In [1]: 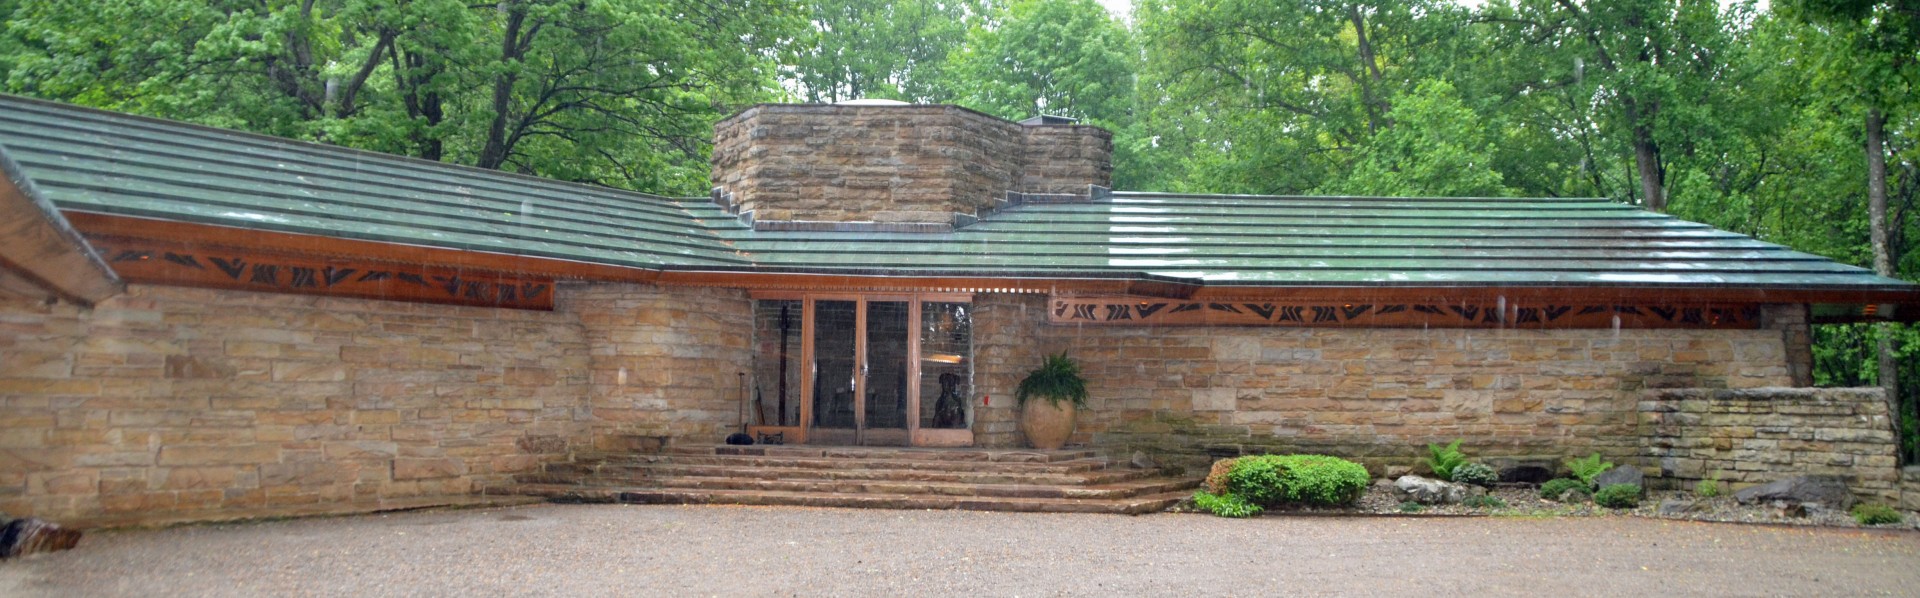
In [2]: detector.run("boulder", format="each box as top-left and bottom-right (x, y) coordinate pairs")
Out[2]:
(1592, 465), (1644, 491)
(1393, 475), (1484, 505)
(0, 518), (83, 559)
(1497, 465), (1554, 485)
(1384, 465), (1413, 479)
(1129, 451), (1156, 470)
(1771, 500), (1808, 519)
(1658, 499), (1707, 517)
(1732, 475), (1855, 510)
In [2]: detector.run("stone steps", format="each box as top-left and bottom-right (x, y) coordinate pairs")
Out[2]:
(542, 461), (1147, 485)
(577, 453), (1113, 474)
(511, 484), (1195, 515)
(500, 444), (1198, 515)
(522, 472), (1197, 500)
(664, 445), (1101, 463)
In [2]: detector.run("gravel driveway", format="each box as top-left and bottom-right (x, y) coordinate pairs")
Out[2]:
(2, 504), (1916, 597)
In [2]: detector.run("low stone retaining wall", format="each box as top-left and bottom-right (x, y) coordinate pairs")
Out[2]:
(1904, 467), (1920, 511)
(1639, 387), (1900, 502)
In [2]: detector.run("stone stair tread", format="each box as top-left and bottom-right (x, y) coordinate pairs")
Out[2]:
(520, 474), (1200, 499)
(540, 462), (1150, 485)
(510, 483), (1193, 515)
(577, 454), (1113, 474)
(661, 445), (1100, 463)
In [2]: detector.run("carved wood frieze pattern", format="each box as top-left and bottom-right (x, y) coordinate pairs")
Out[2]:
(89, 238), (555, 310)
(1048, 296), (1762, 329)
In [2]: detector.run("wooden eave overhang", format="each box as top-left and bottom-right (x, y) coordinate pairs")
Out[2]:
(0, 153), (120, 305)
(66, 211), (1920, 321)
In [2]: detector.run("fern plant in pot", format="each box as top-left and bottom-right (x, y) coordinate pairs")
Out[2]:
(1016, 352), (1088, 450)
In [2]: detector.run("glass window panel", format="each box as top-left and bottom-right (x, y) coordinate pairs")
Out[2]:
(813, 300), (858, 428)
(865, 302), (911, 430)
(919, 302), (972, 429)
(751, 300), (803, 427)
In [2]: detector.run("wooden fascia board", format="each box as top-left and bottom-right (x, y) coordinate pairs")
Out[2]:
(61, 211), (664, 284)
(0, 155), (121, 305)
(63, 211), (1920, 314)
(1182, 284), (1920, 307)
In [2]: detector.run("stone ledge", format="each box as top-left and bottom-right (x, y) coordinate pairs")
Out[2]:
(64, 495), (545, 530)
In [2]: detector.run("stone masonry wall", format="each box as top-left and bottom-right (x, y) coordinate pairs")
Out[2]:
(1639, 387), (1899, 502)
(1019, 126), (1114, 195)
(969, 294), (1800, 473)
(970, 294), (1051, 447)
(0, 285), (590, 524)
(711, 104), (1112, 225)
(563, 283), (753, 451)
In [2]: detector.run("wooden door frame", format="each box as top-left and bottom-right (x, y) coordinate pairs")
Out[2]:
(750, 291), (972, 447)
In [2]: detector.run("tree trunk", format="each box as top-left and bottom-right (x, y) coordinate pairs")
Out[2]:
(1632, 123), (1665, 212)
(1866, 108), (1900, 444)
(478, 6), (528, 171)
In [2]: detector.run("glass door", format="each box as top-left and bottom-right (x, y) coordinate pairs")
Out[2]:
(862, 301), (911, 446)
(750, 293), (972, 447)
(809, 300), (860, 445)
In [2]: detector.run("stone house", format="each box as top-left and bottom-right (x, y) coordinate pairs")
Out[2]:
(2, 95), (1918, 524)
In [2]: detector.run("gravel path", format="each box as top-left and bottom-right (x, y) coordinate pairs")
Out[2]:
(3, 504), (1917, 597)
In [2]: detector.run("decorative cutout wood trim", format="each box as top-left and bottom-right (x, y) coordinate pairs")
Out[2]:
(88, 236), (556, 310)
(1047, 295), (1762, 329)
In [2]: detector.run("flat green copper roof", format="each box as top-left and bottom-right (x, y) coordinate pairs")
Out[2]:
(1, 94), (1912, 295)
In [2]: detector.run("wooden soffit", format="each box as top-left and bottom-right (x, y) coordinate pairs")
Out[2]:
(60, 211), (1920, 318)
(0, 160), (121, 305)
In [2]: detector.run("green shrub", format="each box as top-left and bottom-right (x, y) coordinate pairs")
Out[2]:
(1594, 484), (1642, 509)
(1851, 503), (1903, 526)
(1565, 453), (1614, 487)
(1423, 439), (1468, 481)
(1451, 462), (1496, 487)
(1462, 494), (1508, 509)
(1193, 490), (1262, 518)
(1540, 478), (1590, 502)
(1694, 477), (1722, 498)
(1398, 501), (1426, 513)
(1222, 454), (1372, 507)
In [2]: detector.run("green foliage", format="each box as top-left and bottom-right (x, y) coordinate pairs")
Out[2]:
(1462, 494), (1508, 510)
(1192, 490), (1262, 518)
(1014, 351), (1088, 409)
(1564, 454), (1615, 487)
(1, 0), (803, 196)
(1197, 454), (1371, 517)
(783, 0), (981, 104)
(1450, 462), (1497, 488)
(1851, 503), (1903, 526)
(1398, 501), (1426, 513)
(1225, 455), (1372, 507)
(1695, 476), (1724, 499)
(1594, 484), (1643, 509)
(945, 0), (1135, 126)
(1422, 439), (1469, 482)
(1319, 80), (1514, 197)
(1540, 478), (1590, 502)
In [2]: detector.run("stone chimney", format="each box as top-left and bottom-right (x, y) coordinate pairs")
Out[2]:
(710, 103), (1112, 230)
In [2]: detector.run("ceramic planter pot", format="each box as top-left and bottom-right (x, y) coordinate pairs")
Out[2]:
(1020, 398), (1077, 450)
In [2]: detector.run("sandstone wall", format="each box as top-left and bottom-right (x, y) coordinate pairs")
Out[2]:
(1640, 387), (1899, 501)
(563, 284), (754, 451)
(711, 104), (1112, 225)
(0, 285), (590, 524)
(969, 294), (1800, 472)
(1019, 125), (1113, 195)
